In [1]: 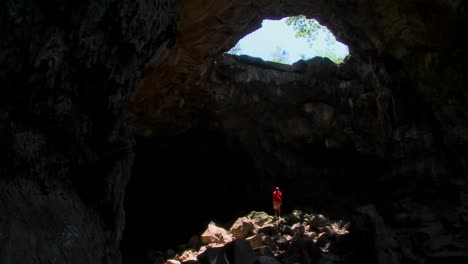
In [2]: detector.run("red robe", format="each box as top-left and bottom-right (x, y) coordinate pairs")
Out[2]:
(273, 190), (283, 211)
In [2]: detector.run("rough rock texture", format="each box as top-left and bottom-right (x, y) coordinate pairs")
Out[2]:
(0, 0), (176, 263)
(128, 0), (468, 263)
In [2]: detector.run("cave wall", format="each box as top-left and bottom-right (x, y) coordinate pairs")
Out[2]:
(204, 54), (468, 261)
(0, 1), (176, 263)
(204, 55), (398, 207)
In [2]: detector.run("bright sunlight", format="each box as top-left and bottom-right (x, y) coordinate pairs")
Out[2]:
(227, 16), (349, 65)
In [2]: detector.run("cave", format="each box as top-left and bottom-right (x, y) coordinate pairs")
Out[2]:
(1, 1), (468, 264)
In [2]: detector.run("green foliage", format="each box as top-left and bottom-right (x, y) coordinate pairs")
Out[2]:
(285, 15), (346, 64)
(285, 15), (322, 43)
(323, 51), (344, 64)
(226, 16), (348, 65)
(270, 46), (289, 64)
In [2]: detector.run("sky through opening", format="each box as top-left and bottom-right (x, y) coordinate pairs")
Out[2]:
(227, 17), (349, 65)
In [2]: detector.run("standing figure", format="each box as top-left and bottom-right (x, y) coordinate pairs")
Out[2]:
(272, 187), (283, 218)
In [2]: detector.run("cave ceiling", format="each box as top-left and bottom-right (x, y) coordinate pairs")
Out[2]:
(129, 0), (467, 157)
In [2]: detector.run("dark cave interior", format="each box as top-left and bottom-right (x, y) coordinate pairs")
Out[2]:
(122, 129), (262, 260)
(121, 125), (391, 262)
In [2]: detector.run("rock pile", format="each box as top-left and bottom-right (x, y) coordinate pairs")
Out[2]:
(164, 210), (350, 264)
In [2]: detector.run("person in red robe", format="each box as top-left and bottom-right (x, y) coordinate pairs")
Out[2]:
(272, 187), (283, 218)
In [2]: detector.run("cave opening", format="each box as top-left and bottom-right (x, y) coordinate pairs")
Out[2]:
(227, 16), (349, 64)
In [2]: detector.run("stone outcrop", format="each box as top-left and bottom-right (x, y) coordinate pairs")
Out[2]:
(168, 210), (349, 264)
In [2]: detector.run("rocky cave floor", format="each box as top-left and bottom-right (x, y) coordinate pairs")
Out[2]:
(134, 209), (351, 264)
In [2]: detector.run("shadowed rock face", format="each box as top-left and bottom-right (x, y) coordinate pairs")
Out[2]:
(1, 0), (467, 264)
(0, 0), (176, 263)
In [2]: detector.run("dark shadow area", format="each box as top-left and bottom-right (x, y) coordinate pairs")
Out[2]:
(121, 128), (263, 263)
(121, 128), (390, 263)
(279, 142), (387, 219)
